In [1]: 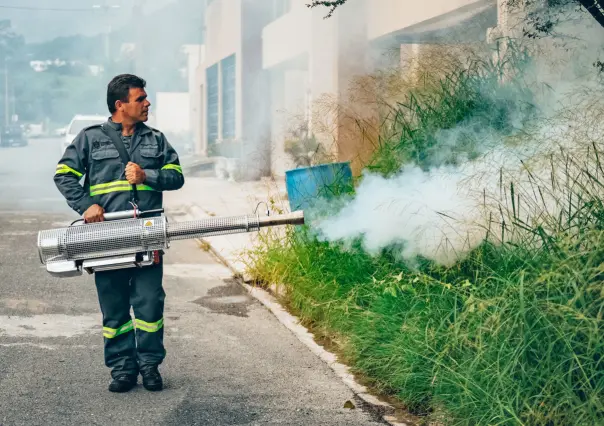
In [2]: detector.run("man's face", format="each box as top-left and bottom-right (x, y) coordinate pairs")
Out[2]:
(119, 87), (151, 123)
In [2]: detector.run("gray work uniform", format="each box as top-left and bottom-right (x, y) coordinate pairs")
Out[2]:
(54, 119), (185, 378)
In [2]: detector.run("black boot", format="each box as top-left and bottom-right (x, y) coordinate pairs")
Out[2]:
(141, 366), (163, 391)
(108, 374), (137, 393)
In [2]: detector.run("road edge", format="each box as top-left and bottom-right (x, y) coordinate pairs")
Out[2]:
(173, 204), (409, 426)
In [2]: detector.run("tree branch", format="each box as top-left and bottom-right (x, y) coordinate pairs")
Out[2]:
(309, 0), (604, 29)
(306, 0), (349, 18)
(577, 0), (604, 28)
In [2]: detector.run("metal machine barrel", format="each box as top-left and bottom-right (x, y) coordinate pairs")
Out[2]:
(37, 211), (304, 267)
(166, 211), (304, 241)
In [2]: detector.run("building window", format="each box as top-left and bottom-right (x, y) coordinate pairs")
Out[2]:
(272, 0), (291, 21)
(206, 63), (219, 145)
(220, 54), (236, 140)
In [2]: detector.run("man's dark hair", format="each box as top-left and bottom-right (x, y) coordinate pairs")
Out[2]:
(106, 74), (147, 114)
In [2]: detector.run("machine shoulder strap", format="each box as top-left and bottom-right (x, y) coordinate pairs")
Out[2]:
(100, 123), (138, 204)
(100, 123), (130, 163)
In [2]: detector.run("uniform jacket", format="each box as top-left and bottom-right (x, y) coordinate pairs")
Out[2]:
(54, 119), (184, 215)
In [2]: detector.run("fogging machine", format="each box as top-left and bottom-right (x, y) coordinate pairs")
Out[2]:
(37, 207), (304, 278)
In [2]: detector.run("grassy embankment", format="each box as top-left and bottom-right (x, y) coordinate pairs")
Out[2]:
(244, 43), (603, 425)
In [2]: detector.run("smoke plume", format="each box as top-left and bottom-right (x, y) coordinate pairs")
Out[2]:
(311, 6), (604, 265)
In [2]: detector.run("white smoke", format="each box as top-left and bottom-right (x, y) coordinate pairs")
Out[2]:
(311, 16), (604, 265)
(312, 137), (544, 265)
(314, 89), (604, 264)
(316, 164), (480, 264)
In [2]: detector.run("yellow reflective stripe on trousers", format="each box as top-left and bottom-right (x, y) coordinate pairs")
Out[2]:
(134, 317), (164, 333)
(55, 164), (83, 178)
(103, 319), (134, 339)
(90, 180), (155, 196)
(161, 164), (182, 174)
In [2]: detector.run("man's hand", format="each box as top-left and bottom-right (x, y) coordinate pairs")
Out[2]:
(125, 162), (146, 185)
(84, 204), (105, 223)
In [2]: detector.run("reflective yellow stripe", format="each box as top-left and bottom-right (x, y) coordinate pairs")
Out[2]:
(103, 320), (134, 339)
(161, 164), (182, 174)
(90, 180), (154, 190)
(90, 180), (155, 196)
(55, 164), (83, 178)
(134, 317), (164, 333)
(91, 185), (154, 196)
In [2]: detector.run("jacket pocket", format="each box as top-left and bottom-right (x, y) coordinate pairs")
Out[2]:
(139, 141), (162, 168)
(90, 141), (123, 187)
(91, 141), (120, 161)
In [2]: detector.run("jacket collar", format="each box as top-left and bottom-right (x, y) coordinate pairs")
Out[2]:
(107, 117), (151, 135)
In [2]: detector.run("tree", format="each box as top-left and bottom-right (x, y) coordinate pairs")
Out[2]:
(0, 20), (26, 125)
(577, 0), (604, 27)
(0, 19), (25, 60)
(27, 34), (105, 63)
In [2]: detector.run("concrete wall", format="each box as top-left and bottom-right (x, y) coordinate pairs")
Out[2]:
(366, 0), (488, 40)
(335, 0), (374, 176)
(182, 44), (205, 154)
(241, 0), (274, 178)
(193, 63), (206, 155)
(204, 0), (242, 66)
(204, 0), (243, 141)
(156, 92), (190, 134)
(269, 68), (309, 176)
(307, 5), (339, 164)
(196, 0), (499, 177)
(262, 3), (312, 69)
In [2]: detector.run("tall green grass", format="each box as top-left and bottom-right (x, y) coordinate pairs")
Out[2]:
(248, 163), (604, 424)
(369, 41), (537, 177)
(245, 42), (604, 425)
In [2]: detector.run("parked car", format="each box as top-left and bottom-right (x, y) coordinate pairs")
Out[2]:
(54, 127), (67, 136)
(62, 114), (106, 152)
(0, 124), (28, 147)
(24, 123), (45, 139)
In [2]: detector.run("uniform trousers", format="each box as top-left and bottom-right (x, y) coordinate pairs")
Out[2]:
(94, 257), (165, 378)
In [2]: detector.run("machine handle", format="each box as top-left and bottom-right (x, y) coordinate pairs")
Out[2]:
(102, 209), (140, 221)
(71, 208), (166, 226)
(103, 208), (165, 221)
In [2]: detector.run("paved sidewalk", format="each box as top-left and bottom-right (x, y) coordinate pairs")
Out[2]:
(164, 176), (416, 426)
(164, 176), (290, 278)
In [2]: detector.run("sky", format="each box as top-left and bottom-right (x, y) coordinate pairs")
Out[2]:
(0, 0), (175, 42)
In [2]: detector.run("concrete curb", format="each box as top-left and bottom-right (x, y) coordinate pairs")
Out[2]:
(174, 203), (410, 426)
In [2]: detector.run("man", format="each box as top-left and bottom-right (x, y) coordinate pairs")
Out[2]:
(54, 74), (185, 393)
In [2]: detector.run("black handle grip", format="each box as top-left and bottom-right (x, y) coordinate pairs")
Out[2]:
(130, 184), (138, 205)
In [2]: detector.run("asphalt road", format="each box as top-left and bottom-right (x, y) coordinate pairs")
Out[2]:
(0, 139), (385, 425)
(0, 138), (70, 213)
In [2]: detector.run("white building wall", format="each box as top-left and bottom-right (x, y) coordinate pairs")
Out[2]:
(262, 5), (311, 69)
(269, 70), (286, 175)
(367, 0), (490, 40)
(204, 0), (241, 66)
(194, 62), (206, 155)
(196, 0), (499, 176)
(155, 92), (191, 134)
(269, 69), (309, 176)
(182, 44), (205, 153)
(205, 0), (243, 142)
